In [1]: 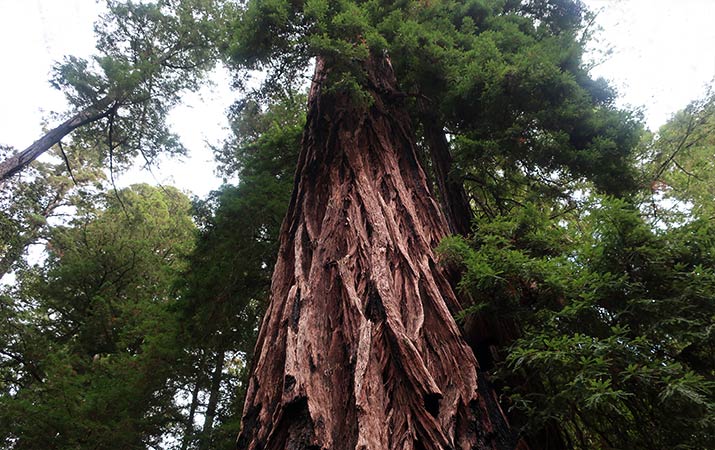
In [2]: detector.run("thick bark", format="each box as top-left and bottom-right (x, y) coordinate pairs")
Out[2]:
(421, 117), (472, 237)
(237, 54), (524, 450)
(0, 97), (113, 184)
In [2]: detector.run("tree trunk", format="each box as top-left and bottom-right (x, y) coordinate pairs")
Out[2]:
(181, 371), (203, 450)
(0, 97), (113, 184)
(237, 54), (524, 450)
(201, 348), (225, 446)
(421, 116), (472, 237)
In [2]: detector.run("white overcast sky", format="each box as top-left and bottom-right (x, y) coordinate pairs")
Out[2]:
(1, 0), (714, 197)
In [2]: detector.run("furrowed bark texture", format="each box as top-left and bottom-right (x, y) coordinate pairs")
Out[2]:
(237, 54), (522, 450)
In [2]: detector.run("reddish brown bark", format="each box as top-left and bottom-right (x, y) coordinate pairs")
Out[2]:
(237, 54), (523, 450)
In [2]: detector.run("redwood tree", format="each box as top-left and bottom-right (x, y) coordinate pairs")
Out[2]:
(235, 49), (525, 448)
(224, 0), (644, 447)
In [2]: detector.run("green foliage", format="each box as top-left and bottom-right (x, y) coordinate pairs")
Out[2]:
(4, 1), (705, 448)
(439, 198), (715, 449)
(425, 2), (642, 200)
(174, 92), (303, 449)
(1, 59), (303, 450)
(216, 92), (306, 181)
(641, 89), (715, 223)
(0, 184), (196, 449)
(0, 145), (105, 280)
(226, 0), (643, 207)
(49, 0), (225, 171)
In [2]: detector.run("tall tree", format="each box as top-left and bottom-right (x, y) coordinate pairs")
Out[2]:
(226, 0), (644, 448)
(238, 50), (521, 450)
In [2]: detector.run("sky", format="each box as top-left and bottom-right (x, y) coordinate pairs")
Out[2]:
(585, 0), (715, 127)
(0, 0), (714, 197)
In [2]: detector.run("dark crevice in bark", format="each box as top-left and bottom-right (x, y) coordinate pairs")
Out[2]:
(236, 403), (262, 450)
(290, 288), (302, 332)
(424, 392), (442, 419)
(364, 280), (386, 323)
(284, 374), (297, 392)
(270, 397), (316, 450)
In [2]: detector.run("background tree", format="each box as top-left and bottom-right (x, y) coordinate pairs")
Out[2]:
(0, 184), (196, 449)
(0, 143), (104, 281)
(438, 196), (715, 449)
(0, 0), (224, 183)
(642, 89), (715, 223)
(175, 91), (303, 450)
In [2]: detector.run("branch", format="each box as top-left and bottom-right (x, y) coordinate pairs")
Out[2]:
(672, 159), (702, 181)
(0, 349), (45, 384)
(57, 140), (78, 186)
(0, 96), (114, 184)
(653, 113), (705, 181)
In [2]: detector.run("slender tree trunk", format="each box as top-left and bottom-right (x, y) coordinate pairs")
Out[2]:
(181, 373), (203, 450)
(421, 116), (472, 237)
(0, 97), (113, 184)
(201, 348), (225, 446)
(418, 116), (567, 448)
(237, 54), (525, 450)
